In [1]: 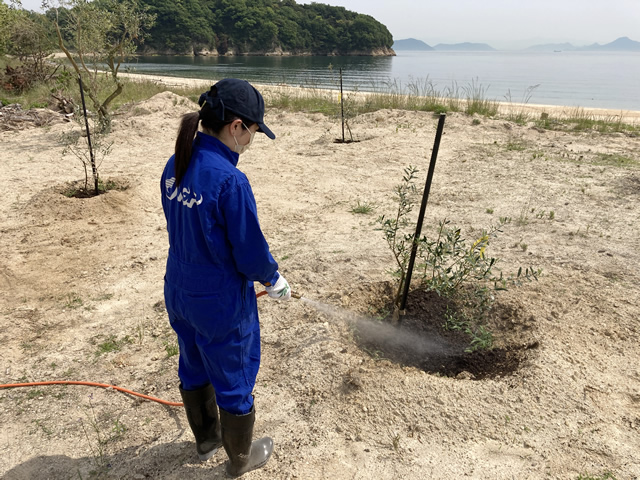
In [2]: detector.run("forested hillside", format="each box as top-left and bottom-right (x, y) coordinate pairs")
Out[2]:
(140, 0), (395, 55)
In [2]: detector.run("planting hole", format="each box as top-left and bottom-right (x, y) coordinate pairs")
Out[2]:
(348, 283), (539, 380)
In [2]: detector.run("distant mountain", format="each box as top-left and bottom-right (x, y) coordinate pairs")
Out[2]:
(525, 37), (640, 52)
(434, 42), (495, 51)
(392, 38), (434, 51)
(580, 37), (640, 51)
(525, 42), (577, 52)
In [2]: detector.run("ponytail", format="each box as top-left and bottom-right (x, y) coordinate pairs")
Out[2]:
(174, 112), (200, 186)
(173, 107), (252, 186)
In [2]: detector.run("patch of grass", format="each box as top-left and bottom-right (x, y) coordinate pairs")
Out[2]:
(267, 88), (335, 114)
(92, 293), (114, 301)
(164, 340), (179, 358)
(350, 200), (375, 214)
(463, 78), (499, 117)
(29, 101), (49, 109)
(443, 308), (494, 353)
(79, 396), (128, 473)
(505, 140), (527, 151)
(534, 108), (640, 134)
(111, 418), (127, 439)
(98, 178), (130, 192)
(63, 293), (83, 309)
(576, 472), (617, 480)
(361, 345), (385, 361)
(391, 431), (401, 452)
(503, 84), (539, 124)
(95, 335), (132, 356)
(593, 153), (636, 167)
(26, 389), (46, 400)
(516, 206), (534, 226)
(485, 208), (494, 214)
(32, 418), (54, 437)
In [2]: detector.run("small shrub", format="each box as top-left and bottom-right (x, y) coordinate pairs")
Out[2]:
(378, 166), (541, 351)
(376, 165), (420, 305)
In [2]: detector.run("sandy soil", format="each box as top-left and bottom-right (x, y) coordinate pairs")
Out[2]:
(1, 89), (639, 480)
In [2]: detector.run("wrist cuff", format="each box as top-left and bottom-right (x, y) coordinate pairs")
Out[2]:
(262, 270), (280, 287)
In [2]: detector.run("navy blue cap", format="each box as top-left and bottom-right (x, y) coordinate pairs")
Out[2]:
(198, 78), (275, 139)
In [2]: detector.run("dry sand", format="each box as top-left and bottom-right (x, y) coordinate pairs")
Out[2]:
(1, 84), (639, 480)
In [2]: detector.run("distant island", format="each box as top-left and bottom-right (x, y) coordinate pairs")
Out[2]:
(393, 36), (640, 52)
(527, 37), (640, 52)
(138, 0), (395, 56)
(392, 38), (434, 51)
(392, 39), (493, 51)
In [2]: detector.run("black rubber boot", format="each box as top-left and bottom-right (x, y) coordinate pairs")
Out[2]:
(179, 383), (222, 461)
(219, 406), (273, 477)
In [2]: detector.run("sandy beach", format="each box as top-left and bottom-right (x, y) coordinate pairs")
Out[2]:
(1, 78), (639, 479)
(119, 71), (640, 123)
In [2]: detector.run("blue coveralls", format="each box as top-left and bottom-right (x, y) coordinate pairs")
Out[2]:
(161, 132), (279, 415)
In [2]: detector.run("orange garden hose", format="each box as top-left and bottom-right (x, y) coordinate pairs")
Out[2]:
(0, 380), (184, 406)
(0, 290), (285, 407)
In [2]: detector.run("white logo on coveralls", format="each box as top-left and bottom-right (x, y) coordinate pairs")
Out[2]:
(165, 177), (203, 208)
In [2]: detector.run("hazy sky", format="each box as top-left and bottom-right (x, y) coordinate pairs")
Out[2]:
(14, 0), (640, 49)
(299, 0), (640, 49)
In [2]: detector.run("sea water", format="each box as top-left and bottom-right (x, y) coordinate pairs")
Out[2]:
(123, 50), (640, 111)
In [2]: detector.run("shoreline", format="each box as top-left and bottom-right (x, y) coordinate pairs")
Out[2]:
(119, 72), (640, 123)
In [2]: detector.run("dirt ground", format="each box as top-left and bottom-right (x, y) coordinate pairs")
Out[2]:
(1, 90), (639, 480)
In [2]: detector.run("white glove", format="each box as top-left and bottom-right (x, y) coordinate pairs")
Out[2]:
(265, 273), (291, 300)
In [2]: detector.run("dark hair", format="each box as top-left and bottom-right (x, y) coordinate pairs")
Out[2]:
(173, 108), (253, 186)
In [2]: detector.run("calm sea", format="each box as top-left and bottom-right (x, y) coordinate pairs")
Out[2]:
(123, 51), (640, 111)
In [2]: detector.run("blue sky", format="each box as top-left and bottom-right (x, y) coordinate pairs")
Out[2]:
(14, 0), (640, 50)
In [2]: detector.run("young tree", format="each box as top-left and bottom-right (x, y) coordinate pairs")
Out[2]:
(45, 0), (155, 131)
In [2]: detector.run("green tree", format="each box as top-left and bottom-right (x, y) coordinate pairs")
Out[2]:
(45, 0), (155, 131)
(0, 3), (10, 55)
(137, 0), (393, 55)
(144, 0), (214, 53)
(0, 1), (21, 55)
(7, 11), (57, 81)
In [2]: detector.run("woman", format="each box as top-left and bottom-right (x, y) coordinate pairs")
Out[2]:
(161, 78), (291, 477)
